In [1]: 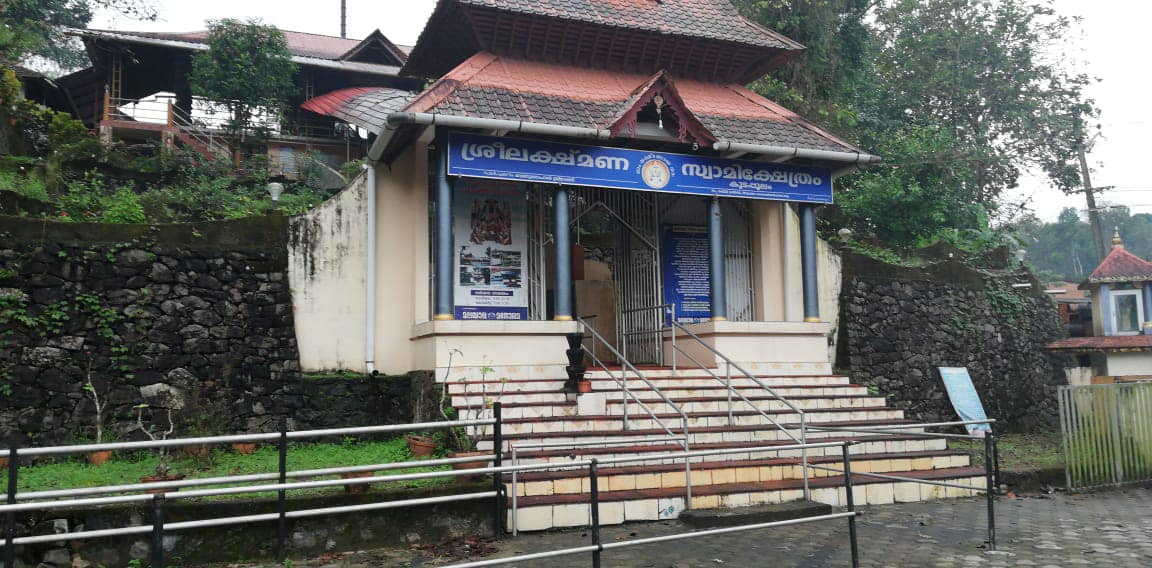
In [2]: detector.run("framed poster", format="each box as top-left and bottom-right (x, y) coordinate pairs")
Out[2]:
(453, 180), (528, 320)
(661, 225), (711, 323)
(938, 367), (993, 436)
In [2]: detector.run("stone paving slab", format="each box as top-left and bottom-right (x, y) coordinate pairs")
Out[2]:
(225, 486), (1152, 567)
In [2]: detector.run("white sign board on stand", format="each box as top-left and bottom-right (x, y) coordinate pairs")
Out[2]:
(938, 366), (993, 436)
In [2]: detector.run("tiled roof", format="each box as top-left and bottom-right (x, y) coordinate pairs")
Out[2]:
(1086, 243), (1152, 284)
(78, 29), (410, 62)
(455, 0), (801, 50)
(405, 53), (860, 154)
(1047, 336), (1152, 352)
(301, 87), (415, 132)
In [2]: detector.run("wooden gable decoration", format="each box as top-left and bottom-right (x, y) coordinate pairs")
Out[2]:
(608, 71), (716, 146)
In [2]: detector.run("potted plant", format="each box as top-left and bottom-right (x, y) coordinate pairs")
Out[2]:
(339, 470), (375, 494)
(134, 403), (184, 490)
(438, 352), (507, 480)
(231, 442), (258, 455)
(406, 434), (438, 457)
(181, 380), (228, 462)
(565, 333), (591, 394)
(81, 353), (113, 466)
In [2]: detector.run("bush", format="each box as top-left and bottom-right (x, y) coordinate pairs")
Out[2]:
(102, 189), (146, 224)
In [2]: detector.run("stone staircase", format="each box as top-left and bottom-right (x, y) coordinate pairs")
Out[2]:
(447, 367), (985, 532)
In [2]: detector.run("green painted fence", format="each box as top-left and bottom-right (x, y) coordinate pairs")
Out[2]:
(1059, 382), (1152, 489)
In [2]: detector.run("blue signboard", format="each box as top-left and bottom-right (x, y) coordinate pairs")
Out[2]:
(661, 225), (712, 323)
(447, 132), (833, 204)
(938, 367), (993, 436)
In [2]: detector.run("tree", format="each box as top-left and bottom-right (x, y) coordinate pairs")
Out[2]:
(189, 18), (297, 148)
(733, 0), (1097, 251)
(0, 0), (156, 71)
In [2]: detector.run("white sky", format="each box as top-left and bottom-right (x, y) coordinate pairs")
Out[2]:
(90, 0), (1150, 222)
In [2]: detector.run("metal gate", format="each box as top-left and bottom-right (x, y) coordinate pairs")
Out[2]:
(722, 199), (755, 322)
(526, 185), (549, 321)
(572, 187), (664, 363)
(1059, 382), (1152, 489)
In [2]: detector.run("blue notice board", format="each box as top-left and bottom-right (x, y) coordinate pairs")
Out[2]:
(661, 225), (712, 323)
(938, 367), (993, 436)
(447, 132), (833, 204)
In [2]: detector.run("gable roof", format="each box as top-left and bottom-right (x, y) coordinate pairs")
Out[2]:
(1085, 237), (1152, 285)
(400, 53), (861, 154)
(453, 0), (800, 50)
(402, 0), (803, 82)
(339, 29), (408, 65)
(68, 28), (409, 76)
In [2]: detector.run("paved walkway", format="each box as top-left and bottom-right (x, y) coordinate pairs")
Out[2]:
(237, 486), (1152, 567)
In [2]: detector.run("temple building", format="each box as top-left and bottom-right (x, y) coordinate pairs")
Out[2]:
(289, 0), (985, 530)
(1048, 230), (1152, 383)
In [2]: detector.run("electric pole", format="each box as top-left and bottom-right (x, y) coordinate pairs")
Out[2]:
(341, 0), (347, 38)
(1075, 117), (1107, 261)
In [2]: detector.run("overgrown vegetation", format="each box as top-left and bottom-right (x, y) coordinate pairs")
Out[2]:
(733, 0), (1097, 254)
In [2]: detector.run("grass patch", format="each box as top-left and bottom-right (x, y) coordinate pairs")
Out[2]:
(301, 370), (370, 381)
(955, 430), (1064, 470)
(1, 437), (453, 500)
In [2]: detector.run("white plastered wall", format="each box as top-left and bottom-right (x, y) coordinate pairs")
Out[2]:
(750, 201), (841, 323)
(287, 173), (369, 372)
(1105, 352), (1152, 376)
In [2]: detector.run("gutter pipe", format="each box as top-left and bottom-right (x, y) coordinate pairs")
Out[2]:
(368, 113), (611, 162)
(712, 140), (883, 167)
(363, 164), (377, 375)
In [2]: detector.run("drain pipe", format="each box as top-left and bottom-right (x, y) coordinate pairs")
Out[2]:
(363, 163), (378, 375)
(368, 113), (612, 162)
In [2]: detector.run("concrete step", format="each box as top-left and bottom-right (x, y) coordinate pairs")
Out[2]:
(506, 451), (972, 498)
(449, 385), (871, 406)
(485, 408), (904, 436)
(508, 467), (988, 531)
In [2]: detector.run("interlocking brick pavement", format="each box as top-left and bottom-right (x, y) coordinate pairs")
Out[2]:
(231, 486), (1152, 567)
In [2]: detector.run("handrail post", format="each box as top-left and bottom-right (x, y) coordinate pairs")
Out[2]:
(670, 305), (677, 373)
(511, 445), (519, 536)
(589, 459), (602, 568)
(492, 402), (504, 537)
(992, 434), (1001, 493)
(841, 443), (860, 568)
(277, 418), (288, 563)
(801, 414), (810, 501)
(152, 494), (166, 568)
(682, 436), (692, 508)
(984, 433), (996, 551)
(726, 365), (734, 426)
(621, 366), (629, 431)
(5, 441), (18, 568)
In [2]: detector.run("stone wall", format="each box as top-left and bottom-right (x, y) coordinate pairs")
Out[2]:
(837, 247), (1072, 431)
(0, 216), (304, 444)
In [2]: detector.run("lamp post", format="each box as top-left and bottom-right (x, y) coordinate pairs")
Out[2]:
(267, 182), (284, 211)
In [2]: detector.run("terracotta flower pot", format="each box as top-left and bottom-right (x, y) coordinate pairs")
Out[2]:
(340, 471), (374, 494)
(0, 457), (9, 470)
(182, 444), (212, 460)
(576, 379), (593, 394)
(407, 435), (438, 457)
(449, 452), (489, 482)
(86, 450), (113, 466)
(231, 442), (258, 455)
(140, 474), (186, 494)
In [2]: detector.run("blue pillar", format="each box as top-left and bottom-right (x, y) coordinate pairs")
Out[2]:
(709, 197), (727, 321)
(800, 204), (820, 322)
(1143, 285), (1152, 332)
(554, 186), (573, 320)
(1100, 284), (1113, 335)
(434, 139), (454, 320)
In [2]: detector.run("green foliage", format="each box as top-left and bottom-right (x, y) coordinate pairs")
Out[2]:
(189, 19), (297, 145)
(1015, 206), (1152, 282)
(0, 0), (156, 70)
(101, 189), (146, 224)
(734, 0), (1096, 252)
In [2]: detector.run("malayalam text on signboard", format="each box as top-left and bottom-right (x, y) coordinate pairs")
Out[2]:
(447, 132), (833, 204)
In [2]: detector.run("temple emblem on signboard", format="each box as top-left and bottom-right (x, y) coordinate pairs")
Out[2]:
(641, 158), (672, 189)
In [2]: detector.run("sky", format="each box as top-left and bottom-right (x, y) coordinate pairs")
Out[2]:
(89, 0), (1151, 222)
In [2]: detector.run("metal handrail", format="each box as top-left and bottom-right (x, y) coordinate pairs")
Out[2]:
(666, 319), (811, 499)
(617, 302), (673, 364)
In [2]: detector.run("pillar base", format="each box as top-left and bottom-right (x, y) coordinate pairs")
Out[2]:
(803, 317), (821, 323)
(554, 315), (574, 321)
(433, 314), (455, 321)
(711, 316), (728, 322)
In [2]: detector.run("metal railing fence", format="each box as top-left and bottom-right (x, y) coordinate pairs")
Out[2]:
(1059, 382), (1152, 490)
(452, 440), (862, 568)
(805, 418), (1000, 551)
(665, 316), (812, 500)
(1, 411), (505, 568)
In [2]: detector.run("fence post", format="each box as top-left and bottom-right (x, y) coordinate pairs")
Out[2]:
(277, 418), (288, 562)
(984, 433), (996, 551)
(841, 443), (860, 568)
(4, 441), (18, 568)
(589, 459), (601, 568)
(151, 494), (165, 568)
(492, 402), (504, 538)
(991, 434), (1001, 493)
